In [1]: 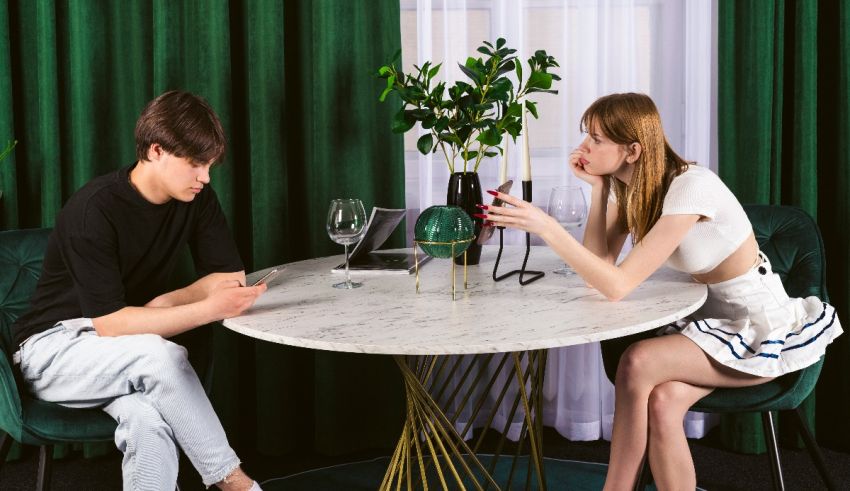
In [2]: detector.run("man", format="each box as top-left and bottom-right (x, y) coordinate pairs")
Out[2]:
(12, 91), (265, 491)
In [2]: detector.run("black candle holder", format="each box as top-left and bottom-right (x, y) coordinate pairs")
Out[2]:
(492, 180), (545, 285)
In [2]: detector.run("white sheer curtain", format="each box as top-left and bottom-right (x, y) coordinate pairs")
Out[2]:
(400, 0), (717, 441)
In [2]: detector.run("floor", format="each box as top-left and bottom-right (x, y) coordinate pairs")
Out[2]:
(1, 428), (848, 490)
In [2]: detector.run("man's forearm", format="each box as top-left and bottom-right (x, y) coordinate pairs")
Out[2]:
(146, 271), (246, 308)
(93, 302), (216, 338)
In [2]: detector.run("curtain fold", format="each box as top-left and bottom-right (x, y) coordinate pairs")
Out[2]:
(718, 0), (850, 453)
(0, 0), (405, 461)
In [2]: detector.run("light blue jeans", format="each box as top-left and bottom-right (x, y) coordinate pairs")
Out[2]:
(18, 318), (241, 490)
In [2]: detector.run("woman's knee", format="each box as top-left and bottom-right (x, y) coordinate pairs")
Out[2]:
(647, 383), (690, 432)
(615, 341), (655, 390)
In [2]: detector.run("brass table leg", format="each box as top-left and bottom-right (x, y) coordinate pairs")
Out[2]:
(382, 350), (548, 490)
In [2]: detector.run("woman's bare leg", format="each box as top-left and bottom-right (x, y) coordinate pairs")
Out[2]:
(603, 334), (773, 491)
(647, 381), (712, 490)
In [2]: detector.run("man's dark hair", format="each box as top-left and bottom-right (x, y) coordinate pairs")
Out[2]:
(135, 90), (226, 163)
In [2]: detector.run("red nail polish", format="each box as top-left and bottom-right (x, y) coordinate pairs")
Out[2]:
(472, 213), (488, 219)
(486, 190), (499, 197)
(475, 204), (489, 210)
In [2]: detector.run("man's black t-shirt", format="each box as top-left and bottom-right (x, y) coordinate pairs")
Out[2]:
(12, 163), (244, 346)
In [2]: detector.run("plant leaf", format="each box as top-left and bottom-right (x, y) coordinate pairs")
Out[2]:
(496, 38), (506, 49)
(458, 62), (481, 85)
(427, 63), (442, 80)
(488, 77), (513, 97)
(495, 59), (515, 78)
(526, 101), (539, 119)
(439, 132), (463, 146)
(527, 71), (553, 90)
(391, 108), (416, 133)
(422, 114), (437, 129)
(476, 127), (502, 146)
(417, 134), (434, 155)
(515, 62), (523, 86)
(506, 102), (523, 118)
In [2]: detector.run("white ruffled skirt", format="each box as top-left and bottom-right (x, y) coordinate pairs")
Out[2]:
(665, 251), (843, 377)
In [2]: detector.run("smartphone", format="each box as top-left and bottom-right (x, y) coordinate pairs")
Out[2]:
(251, 268), (283, 287)
(477, 179), (514, 245)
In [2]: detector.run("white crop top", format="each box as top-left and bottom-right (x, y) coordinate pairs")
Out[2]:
(661, 165), (752, 274)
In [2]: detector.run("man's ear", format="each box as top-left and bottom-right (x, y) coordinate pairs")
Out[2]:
(145, 143), (164, 162)
(626, 142), (642, 164)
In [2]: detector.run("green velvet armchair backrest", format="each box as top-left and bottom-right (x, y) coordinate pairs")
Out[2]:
(0, 228), (116, 444)
(0, 228), (50, 438)
(746, 204), (828, 302)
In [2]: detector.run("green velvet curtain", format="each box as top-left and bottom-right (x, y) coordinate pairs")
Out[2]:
(719, 0), (850, 453)
(0, 0), (405, 459)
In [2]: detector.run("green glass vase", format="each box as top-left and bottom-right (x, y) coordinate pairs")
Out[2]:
(414, 205), (475, 258)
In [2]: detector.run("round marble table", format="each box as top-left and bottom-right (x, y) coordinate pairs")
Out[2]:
(225, 246), (706, 355)
(224, 246), (707, 490)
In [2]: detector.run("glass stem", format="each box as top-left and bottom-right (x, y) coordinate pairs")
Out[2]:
(344, 243), (351, 286)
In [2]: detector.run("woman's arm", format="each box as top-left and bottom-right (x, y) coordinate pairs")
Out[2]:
(582, 183), (629, 264)
(484, 191), (699, 301)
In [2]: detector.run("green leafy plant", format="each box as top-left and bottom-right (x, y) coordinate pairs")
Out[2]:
(376, 38), (560, 173)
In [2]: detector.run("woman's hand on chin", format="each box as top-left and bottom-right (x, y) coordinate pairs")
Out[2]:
(478, 190), (561, 238)
(570, 149), (606, 187)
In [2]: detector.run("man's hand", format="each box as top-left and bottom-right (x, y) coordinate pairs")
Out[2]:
(143, 271), (248, 308)
(203, 280), (267, 320)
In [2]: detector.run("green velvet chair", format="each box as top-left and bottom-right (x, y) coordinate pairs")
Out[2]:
(600, 204), (839, 490)
(0, 228), (117, 490)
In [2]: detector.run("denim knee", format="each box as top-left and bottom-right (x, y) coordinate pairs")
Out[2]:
(127, 335), (194, 387)
(135, 335), (190, 368)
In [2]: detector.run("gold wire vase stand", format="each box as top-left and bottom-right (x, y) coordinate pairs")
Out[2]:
(381, 350), (549, 490)
(413, 238), (474, 300)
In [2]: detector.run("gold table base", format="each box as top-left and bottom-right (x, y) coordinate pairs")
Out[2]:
(381, 350), (548, 490)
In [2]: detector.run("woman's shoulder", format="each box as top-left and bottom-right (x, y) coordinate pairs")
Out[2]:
(674, 164), (719, 182)
(667, 164), (726, 194)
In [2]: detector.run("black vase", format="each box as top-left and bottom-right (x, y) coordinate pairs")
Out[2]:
(447, 171), (483, 265)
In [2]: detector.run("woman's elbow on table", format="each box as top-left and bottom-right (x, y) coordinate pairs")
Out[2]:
(595, 279), (636, 303)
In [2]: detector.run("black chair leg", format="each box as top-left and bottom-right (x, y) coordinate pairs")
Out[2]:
(36, 444), (53, 491)
(792, 407), (839, 490)
(634, 452), (652, 491)
(0, 432), (13, 472)
(761, 411), (785, 491)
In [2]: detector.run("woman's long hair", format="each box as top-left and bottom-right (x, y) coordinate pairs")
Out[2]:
(580, 93), (690, 243)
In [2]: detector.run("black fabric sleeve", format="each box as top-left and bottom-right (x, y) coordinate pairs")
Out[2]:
(189, 186), (245, 277)
(60, 206), (127, 318)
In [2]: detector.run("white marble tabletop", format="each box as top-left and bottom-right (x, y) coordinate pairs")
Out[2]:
(223, 246), (707, 355)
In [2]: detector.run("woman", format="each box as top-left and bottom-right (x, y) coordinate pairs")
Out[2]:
(480, 93), (842, 490)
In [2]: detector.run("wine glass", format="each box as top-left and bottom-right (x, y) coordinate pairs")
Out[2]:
(547, 185), (588, 275)
(327, 198), (368, 289)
